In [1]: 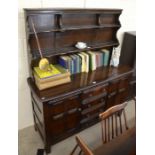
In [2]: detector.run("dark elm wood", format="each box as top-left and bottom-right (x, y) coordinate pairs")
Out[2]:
(24, 8), (136, 153)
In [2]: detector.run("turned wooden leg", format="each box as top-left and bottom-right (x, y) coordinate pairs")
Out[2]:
(34, 124), (38, 131)
(45, 144), (51, 154)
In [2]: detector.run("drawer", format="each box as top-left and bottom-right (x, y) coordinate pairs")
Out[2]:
(82, 84), (108, 99)
(106, 94), (117, 109)
(82, 97), (106, 110)
(82, 101), (106, 115)
(116, 90), (129, 104)
(118, 77), (130, 89)
(50, 100), (65, 115)
(108, 79), (120, 93)
(45, 95), (80, 116)
(65, 95), (80, 111)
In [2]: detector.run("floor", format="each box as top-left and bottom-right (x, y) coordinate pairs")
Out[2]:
(18, 100), (136, 155)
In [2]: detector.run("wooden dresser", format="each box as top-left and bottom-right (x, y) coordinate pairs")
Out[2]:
(24, 8), (135, 153)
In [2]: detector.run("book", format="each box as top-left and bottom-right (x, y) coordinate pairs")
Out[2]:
(82, 52), (89, 72)
(73, 54), (80, 73)
(77, 53), (85, 72)
(87, 51), (96, 71)
(59, 56), (69, 69)
(35, 76), (71, 90)
(34, 64), (61, 79)
(94, 52), (100, 68)
(70, 55), (77, 74)
(101, 49), (110, 66)
(34, 65), (71, 84)
(59, 55), (73, 74)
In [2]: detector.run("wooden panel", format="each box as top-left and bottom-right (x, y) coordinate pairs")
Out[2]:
(29, 32), (55, 52)
(100, 14), (119, 25)
(28, 14), (56, 33)
(49, 115), (66, 136)
(56, 29), (94, 48)
(62, 14), (96, 27)
(93, 28), (117, 44)
(66, 111), (80, 130)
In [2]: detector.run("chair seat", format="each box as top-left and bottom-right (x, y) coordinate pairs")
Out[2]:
(93, 127), (136, 155)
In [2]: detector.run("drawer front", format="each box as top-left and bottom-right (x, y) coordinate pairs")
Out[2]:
(108, 79), (120, 93)
(106, 94), (117, 109)
(65, 95), (80, 111)
(45, 95), (80, 116)
(82, 96), (106, 110)
(118, 77), (130, 89)
(82, 84), (108, 99)
(50, 101), (65, 115)
(116, 90), (129, 104)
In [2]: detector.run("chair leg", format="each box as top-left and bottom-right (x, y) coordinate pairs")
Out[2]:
(70, 144), (78, 155)
(78, 150), (82, 155)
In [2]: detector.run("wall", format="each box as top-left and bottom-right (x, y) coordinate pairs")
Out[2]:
(18, 0), (136, 130)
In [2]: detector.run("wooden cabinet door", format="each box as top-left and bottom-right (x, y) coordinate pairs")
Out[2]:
(43, 94), (81, 138)
(107, 76), (131, 109)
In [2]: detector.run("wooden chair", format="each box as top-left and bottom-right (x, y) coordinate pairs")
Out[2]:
(99, 102), (129, 143)
(70, 102), (136, 155)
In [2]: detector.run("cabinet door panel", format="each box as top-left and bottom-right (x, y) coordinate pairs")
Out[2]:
(50, 116), (66, 136)
(66, 111), (80, 130)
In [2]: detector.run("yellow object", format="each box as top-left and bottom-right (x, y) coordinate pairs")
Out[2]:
(34, 65), (71, 84)
(39, 58), (50, 71)
(34, 64), (61, 79)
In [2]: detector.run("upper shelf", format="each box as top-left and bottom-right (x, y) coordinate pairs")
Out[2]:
(32, 41), (119, 58)
(28, 24), (121, 34)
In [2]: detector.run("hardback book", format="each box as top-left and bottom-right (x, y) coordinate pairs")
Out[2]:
(94, 52), (100, 68)
(59, 56), (69, 69)
(77, 53), (85, 72)
(35, 76), (71, 90)
(34, 65), (71, 84)
(77, 54), (82, 73)
(73, 54), (80, 73)
(101, 49), (110, 66)
(81, 52), (89, 72)
(87, 51), (96, 71)
(59, 55), (73, 74)
(70, 55), (77, 74)
(34, 64), (61, 79)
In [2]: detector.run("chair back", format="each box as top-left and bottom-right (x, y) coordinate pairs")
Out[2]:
(99, 102), (128, 144)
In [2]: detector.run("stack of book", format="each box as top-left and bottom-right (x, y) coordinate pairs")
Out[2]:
(58, 49), (110, 74)
(33, 64), (71, 90)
